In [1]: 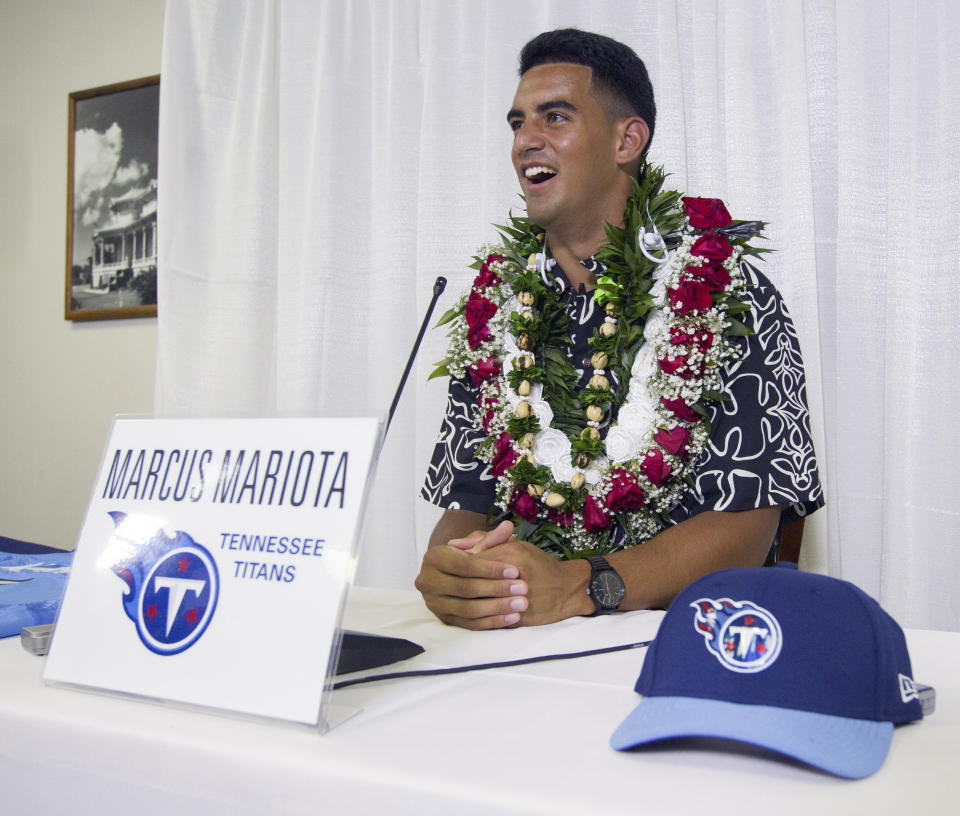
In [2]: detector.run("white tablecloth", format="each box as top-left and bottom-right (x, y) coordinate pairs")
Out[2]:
(0, 587), (956, 815)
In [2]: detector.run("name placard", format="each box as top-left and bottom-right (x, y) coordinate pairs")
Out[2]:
(44, 416), (382, 727)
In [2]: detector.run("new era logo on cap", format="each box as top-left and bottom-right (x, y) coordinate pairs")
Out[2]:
(611, 566), (929, 779)
(898, 673), (919, 704)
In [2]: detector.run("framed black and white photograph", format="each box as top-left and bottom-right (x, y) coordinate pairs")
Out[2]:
(65, 75), (160, 321)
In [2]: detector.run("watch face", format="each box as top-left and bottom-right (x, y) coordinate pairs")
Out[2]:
(592, 569), (625, 608)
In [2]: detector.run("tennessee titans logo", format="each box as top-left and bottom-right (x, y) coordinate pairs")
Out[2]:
(691, 597), (782, 673)
(108, 512), (219, 655)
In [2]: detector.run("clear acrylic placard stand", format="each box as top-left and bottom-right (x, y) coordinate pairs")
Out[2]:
(43, 414), (385, 734)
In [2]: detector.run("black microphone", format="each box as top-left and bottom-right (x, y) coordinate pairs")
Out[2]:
(384, 276), (447, 436)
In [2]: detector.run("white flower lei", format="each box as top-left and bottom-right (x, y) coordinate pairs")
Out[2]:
(436, 170), (761, 557)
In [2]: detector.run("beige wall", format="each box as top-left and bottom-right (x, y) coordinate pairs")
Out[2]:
(0, 1), (165, 548)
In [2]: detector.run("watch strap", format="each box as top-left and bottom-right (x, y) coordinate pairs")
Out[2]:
(586, 555), (612, 572)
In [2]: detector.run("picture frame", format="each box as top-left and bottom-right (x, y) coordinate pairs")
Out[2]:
(65, 75), (160, 321)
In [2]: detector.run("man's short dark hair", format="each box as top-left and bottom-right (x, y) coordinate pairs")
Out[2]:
(519, 28), (656, 154)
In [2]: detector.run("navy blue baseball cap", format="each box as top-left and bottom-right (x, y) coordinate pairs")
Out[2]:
(611, 566), (927, 778)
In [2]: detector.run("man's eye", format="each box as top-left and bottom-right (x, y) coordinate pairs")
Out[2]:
(509, 119), (523, 132)
(547, 112), (567, 123)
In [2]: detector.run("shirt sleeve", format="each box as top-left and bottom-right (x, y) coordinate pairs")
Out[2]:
(420, 375), (498, 515)
(671, 261), (824, 527)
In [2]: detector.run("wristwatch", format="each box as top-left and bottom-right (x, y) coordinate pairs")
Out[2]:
(585, 556), (626, 615)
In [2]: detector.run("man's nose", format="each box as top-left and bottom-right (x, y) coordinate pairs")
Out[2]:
(513, 121), (544, 153)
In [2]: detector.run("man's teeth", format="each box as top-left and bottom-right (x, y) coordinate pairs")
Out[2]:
(525, 166), (557, 182)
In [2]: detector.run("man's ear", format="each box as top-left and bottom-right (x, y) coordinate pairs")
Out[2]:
(615, 116), (650, 170)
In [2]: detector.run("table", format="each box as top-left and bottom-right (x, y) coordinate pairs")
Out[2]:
(1, 587), (956, 815)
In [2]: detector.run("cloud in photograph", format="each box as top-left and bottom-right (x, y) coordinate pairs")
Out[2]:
(75, 122), (123, 210)
(115, 158), (150, 186)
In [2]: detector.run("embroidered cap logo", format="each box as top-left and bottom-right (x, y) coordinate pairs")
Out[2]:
(898, 673), (919, 704)
(691, 597), (782, 674)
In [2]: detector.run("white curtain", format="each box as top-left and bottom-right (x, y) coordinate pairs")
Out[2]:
(157, 0), (960, 630)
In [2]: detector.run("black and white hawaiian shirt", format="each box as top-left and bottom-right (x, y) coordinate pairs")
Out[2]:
(421, 258), (823, 550)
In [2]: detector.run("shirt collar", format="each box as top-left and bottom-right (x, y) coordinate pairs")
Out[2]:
(549, 256), (602, 296)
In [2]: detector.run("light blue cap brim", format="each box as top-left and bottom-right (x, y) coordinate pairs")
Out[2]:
(611, 696), (893, 779)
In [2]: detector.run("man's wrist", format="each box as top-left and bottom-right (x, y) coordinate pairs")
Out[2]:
(564, 559), (595, 618)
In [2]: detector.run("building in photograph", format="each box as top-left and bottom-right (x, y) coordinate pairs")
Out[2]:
(91, 179), (157, 289)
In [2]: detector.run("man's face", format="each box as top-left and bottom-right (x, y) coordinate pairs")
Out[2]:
(507, 63), (624, 238)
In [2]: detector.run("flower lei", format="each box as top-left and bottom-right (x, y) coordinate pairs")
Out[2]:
(431, 164), (767, 558)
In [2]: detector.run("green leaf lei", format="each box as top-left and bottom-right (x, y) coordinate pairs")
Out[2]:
(433, 163), (766, 558)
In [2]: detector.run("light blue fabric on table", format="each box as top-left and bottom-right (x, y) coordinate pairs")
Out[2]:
(0, 547), (74, 638)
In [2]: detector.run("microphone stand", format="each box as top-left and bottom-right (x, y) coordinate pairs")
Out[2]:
(335, 275), (446, 675)
(384, 276), (447, 437)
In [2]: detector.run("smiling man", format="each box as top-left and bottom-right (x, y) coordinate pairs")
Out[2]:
(507, 60), (643, 287)
(418, 29), (823, 629)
